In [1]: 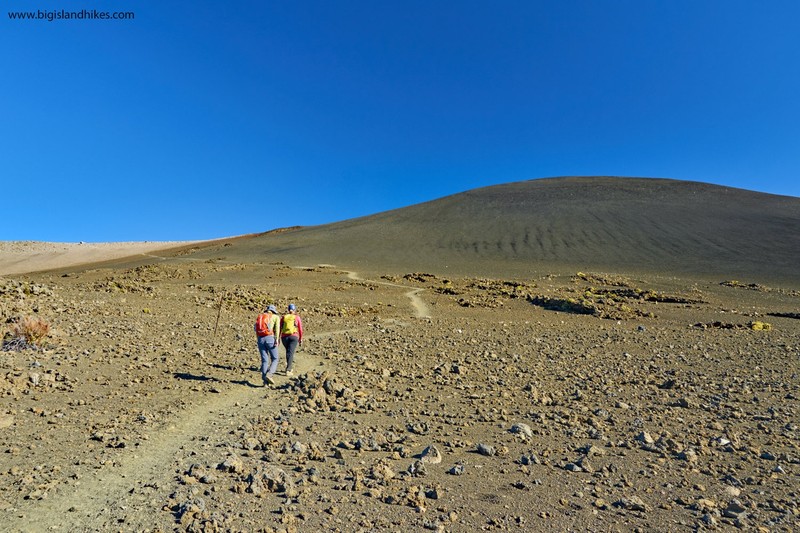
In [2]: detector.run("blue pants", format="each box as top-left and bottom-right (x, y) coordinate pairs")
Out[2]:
(281, 335), (299, 372)
(257, 335), (279, 380)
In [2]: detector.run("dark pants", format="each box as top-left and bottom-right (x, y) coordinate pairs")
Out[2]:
(281, 335), (299, 372)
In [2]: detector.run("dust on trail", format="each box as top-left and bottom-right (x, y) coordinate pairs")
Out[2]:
(8, 266), (422, 531)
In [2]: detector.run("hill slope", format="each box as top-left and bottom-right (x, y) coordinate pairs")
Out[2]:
(192, 177), (800, 281)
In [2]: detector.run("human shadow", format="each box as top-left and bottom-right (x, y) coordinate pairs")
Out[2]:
(173, 372), (219, 382)
(230, 379), (263, 389)
(768, 312), (800, 320)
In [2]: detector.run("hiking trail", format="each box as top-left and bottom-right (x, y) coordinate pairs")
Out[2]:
(6, 267), (429, 531)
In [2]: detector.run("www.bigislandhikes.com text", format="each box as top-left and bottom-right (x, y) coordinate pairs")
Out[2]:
(8, 8), (135, 22)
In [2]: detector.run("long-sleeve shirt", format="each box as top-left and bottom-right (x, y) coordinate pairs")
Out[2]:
(280, 313), (303, 342)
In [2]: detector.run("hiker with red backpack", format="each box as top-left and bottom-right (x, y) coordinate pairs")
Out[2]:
(254, 305), (280, 386)
(280, 303), (303, 376)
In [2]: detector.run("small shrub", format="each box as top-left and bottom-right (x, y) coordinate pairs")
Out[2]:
(4, 316), (50, 350)
(749, 321), (772, 331)
(528, 295), (596, 315)
(721, 280), (769, 292)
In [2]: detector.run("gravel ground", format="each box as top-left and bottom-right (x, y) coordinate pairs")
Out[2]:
(1, 251), (798, 532)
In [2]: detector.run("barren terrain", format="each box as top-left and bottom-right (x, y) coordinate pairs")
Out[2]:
(1, 254), (798, 532)
(0, 241), (205, 277)
(1, 178), (798, 532)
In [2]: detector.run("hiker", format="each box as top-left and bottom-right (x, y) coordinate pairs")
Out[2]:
(280, 303), (303, 376)
(254, 305), (280, 386)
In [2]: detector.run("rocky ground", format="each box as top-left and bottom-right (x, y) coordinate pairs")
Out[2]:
(0, 253), (798, 532)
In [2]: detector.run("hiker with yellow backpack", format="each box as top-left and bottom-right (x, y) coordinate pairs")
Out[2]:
(254, 305), (280, 386)
(280, 303), (304, 376)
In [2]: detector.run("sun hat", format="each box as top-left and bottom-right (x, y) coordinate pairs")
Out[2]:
(267, 305), (277, 313)
(288, 303), (296, 311)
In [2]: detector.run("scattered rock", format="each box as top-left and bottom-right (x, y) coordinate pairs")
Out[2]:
(477, 443), (496, 457)
(614, 496), (649, 512)
(510, 423), (533, 438)
(420, 444), (443, 464)
(218, 455), (245, 474)
(448, 464), (465, 476)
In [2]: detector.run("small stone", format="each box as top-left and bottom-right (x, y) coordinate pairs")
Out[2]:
(408, 460), (427, 477)
(511, 423), (533, 438)
(677, 449), (698, 463)
(701, 513), (717, 527)
(576, 456), (594, 473)
(674, 397), (692, 408)
(659, 379), (676, 390)
(614, 496), (649, 512)
(723, 499), (747, 519)
(218, 455), (245, 474)
(695, 498), (716, 511)
(448, 464), (465, 476)
(594, 498), (608, 510)
(291, 441), (307, 454)
(582, 445), (605, 457)
(371, 463), (395, 482)
(724, 486), (741, 498)
(420, 444), (443, 464)
(477, 443), (496, 457)
(520, 453), (541, 466)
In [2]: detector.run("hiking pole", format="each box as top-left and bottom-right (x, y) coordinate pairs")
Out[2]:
(212, 291), (225, 355)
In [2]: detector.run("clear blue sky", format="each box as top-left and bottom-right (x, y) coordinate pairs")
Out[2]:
(2, 1), (799, 241)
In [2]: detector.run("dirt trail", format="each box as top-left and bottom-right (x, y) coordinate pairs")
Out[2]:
(7, 267), (416, 531)
(344, 270), (431, 319)
(403, 288), (431, 319)
(15, 384), (265, 530)
(10, 327), (347, 532)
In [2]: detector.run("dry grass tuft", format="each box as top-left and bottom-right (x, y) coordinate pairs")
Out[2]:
(3, 316), (50, 350)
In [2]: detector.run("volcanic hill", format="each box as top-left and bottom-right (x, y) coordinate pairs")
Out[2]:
(182, 176), (800, 283)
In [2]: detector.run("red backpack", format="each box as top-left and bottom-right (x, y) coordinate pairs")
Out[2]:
(255, 313), (274, 336)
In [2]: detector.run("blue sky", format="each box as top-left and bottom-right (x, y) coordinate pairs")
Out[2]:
(2, 1), (799, 241)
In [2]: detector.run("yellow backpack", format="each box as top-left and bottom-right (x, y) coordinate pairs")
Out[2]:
(281, 314), (298, 335)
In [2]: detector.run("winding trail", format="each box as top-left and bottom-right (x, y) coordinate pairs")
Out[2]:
(344, 270), (431, 319)
(7, 267), (430, 531)
(139, 254), (432, 319)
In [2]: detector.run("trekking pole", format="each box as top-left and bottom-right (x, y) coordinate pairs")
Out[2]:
(212, 291), (225, 354)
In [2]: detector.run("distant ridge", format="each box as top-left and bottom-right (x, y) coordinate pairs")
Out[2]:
(201, 177), (800, 281)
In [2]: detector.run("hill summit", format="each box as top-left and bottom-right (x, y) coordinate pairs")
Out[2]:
(209, 177), (799, 282)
